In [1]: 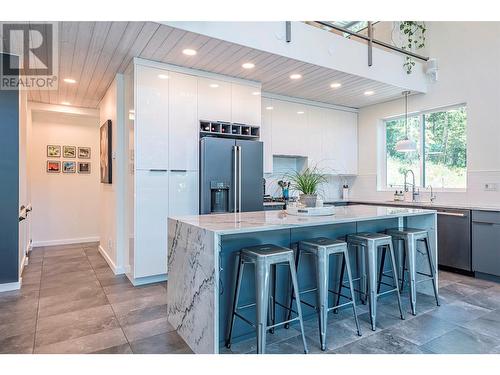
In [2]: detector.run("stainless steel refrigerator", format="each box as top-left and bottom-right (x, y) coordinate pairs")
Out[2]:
(200, 137), (263, 214)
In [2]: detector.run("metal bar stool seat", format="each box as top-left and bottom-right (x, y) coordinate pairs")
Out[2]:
(225, 244), (308, 354)
(346, 232), (405, 331)
(286, 237), (361, 351)
(383, 228), (440, 315)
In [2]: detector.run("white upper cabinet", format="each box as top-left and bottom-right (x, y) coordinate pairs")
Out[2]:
(198, 77), (231, 123)
(231, 83), (261, 125)
(261, 98), (273, 174)
(135, 64), (169, 170)
(266, 97), (358, 175)
(168, 72), (198, 171)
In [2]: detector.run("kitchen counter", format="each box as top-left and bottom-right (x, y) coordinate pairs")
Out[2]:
(166, 205), (438, 354)
(326, 199), (500, 212)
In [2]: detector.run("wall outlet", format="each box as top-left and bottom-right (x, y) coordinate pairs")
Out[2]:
(484, 183), (498, 191)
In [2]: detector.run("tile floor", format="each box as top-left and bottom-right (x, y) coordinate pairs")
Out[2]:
(1, 243), (500, 354)
(0, 243), (192, 354)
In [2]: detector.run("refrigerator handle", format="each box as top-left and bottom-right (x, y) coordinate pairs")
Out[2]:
(238, 146), (242, 213)
(233, 145), (238, 213)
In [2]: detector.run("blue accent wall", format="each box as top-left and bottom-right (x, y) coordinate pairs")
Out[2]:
(0, 53), (20, 284)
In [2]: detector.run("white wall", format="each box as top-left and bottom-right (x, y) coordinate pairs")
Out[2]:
(354, 22), (500, 207)
(99, 75), (126, 274)
(30, 110), (100, 246)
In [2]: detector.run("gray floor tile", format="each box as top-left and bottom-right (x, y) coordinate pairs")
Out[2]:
(106, 284), (166, 305)
(227, 326), (302, 354)
(266, 334), (321, 354)
(111, 293), (168, 317)
(384, 313), (457, 346)
(0, 332), (35, 354)
(422, 327), (500, 354)
(130, 331), (192, 354)
(335, 330), (430, 354)
(303, 316), (363, 351)
(35, 327), (128, 354)
(114, 304), (168, 326)
(460, 309), (500, 339)
(462, 288), (500, 310)
(122, 317), (175, 342)
(0, 318), (37, 341)
(91, 343), (133, 354)
(427, 300), (492, 324)
(439, 283), (480, 303)
(37, 293), (109, 318)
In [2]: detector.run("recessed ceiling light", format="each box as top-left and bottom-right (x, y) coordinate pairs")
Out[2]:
(364, 90), (375, 96)
(63, 78), (76, 84)
(290, 73), (302, 80)
(251, 91), (260, 96)
(297, 111), (305, 115)
(158, 74), (169, 80)
(61, 101), (71, 106)
(182, 48), (197, 56)
(330, 82), (342, 89)
(209, 83), (219, 88)
(265, 106), (274, 110)
(242, 62), (255, 69)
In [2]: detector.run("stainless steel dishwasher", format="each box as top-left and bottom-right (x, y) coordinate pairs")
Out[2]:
(436, 208), (472, 273)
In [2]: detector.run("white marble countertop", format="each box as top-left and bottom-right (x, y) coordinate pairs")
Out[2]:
(169, 204), (436, 235)
(332, 199), (500, 212)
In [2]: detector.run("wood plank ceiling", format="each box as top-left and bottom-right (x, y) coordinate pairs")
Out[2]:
(27, 21), (407, 109)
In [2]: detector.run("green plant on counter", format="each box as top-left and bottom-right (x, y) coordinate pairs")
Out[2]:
(400, 21), (426, 74)
(286, 166), (327, 195)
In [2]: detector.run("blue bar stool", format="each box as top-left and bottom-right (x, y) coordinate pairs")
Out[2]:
(346, 233), (405, 331)
(286, 237), (361, 351)
(225, 244), (308, 354)
(383, 228), (440, 315)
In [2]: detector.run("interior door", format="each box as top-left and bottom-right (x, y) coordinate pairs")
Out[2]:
(237, 140), (263, 212)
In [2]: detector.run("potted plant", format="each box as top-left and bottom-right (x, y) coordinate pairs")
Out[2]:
(286, 167), (327, 207)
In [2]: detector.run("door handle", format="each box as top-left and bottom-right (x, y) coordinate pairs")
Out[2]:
(437, 212), (466, 217)
(170, 169), (187, 173)
(238, 146), (242, 213)
(233, 146), (237, 213)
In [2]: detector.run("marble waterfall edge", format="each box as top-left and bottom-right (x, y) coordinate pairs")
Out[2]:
(167, 218), (217, 353)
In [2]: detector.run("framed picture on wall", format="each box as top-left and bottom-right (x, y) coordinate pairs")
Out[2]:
(62, 161), (76, 173)
(47, 145), (61, 158)
(78, 162), (91, 174)
(47, 161), (61, 173)
(63, 145), (76, 158)
(100, 119), (112, 184)
(78, 147), (91, 159)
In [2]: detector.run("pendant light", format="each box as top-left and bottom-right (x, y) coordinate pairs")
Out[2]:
(395, 91), (417, 152)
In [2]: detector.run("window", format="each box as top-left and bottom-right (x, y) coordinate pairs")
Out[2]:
(383, 105), (467, 190)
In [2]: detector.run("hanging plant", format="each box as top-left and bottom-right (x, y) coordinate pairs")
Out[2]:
(399, 21), (426, 74)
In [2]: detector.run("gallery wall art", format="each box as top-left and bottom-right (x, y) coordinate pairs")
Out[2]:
(46, 144), (92, 175)
(100, 119), (112, 184)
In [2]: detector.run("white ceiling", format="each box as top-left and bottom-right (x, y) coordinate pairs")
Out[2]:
(27, 21), (408, 109)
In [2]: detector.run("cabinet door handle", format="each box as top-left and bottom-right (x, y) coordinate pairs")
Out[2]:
(474, 221), (495, 226)
(149, 169), (168, 172)
(171, 169), (187, 173)
(437, 212), (466, 217)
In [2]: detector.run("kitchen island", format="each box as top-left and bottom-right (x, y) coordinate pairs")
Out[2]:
(166, 205), (437, 354)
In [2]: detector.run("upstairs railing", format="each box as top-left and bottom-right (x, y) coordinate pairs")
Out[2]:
(305, 21), (429, 67)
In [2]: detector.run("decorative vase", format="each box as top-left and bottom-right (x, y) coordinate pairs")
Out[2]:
(299, 194), (317, 208)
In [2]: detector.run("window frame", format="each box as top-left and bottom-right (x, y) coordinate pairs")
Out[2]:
(379, 103), (467, 193)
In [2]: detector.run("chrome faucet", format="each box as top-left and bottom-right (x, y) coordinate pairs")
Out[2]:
(403, 169), (420, 202)
(428, 185), (437, 203)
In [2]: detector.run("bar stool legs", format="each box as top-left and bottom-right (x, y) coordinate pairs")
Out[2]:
(226, 246), (308, 354)
(288, 257), (309, 354)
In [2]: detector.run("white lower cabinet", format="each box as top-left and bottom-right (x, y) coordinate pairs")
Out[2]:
(168, 171), (198, 216)
(134, 169), (169, 279)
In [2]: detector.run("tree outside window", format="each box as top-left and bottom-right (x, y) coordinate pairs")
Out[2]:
(384, 105), (467, 190)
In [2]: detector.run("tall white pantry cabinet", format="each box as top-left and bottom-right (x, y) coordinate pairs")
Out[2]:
(126, 59), (261, 284)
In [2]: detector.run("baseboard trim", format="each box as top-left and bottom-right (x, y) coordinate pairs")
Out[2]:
(126, 273), (167, 286)
(19, 253), (27, 276)
(98, 245), (125, 275)
(0, 280), (21, 293)
(32, 237), (100, 247)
